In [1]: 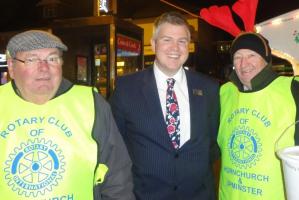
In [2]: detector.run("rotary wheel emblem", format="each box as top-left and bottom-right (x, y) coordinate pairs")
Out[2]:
(4, 138), (65, 198)
(228, 126), (262, 169)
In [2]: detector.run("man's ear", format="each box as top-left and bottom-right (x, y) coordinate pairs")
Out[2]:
(150, 38), (156, 53)
(7, 58), (15, 79)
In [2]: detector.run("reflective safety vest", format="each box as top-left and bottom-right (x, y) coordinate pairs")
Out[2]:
(218, 76), (295, 200)
(0, 82), (108, 200)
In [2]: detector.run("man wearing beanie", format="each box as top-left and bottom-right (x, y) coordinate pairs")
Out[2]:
(217, 32), (299, 200)
(0, 30), (135, 200)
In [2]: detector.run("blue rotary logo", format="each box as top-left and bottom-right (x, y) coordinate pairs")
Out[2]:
(228, 126), (262, 169)
(4, 138), (65, 198)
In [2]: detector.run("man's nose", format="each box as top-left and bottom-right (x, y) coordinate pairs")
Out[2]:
(239, 57), (249, 67)
(37, 59), (50, 70)
(170, 40), (180, 50)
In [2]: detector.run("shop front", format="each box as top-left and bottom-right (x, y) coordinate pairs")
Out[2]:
(0, 54), (8, 85)
(52, 15), (144, 98)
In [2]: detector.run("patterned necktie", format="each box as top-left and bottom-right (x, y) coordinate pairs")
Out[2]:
(165, 78), (180, 149)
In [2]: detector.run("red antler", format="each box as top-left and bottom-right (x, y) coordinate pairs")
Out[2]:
(200, 5), (241, 37)
(232, 0), (258, 32)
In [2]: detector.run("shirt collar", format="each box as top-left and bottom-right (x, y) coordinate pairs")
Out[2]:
(153, 62), (184, 86)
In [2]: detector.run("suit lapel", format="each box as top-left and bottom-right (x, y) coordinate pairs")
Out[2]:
(141, 69), (162, 117)
(186, 71), (204, 143)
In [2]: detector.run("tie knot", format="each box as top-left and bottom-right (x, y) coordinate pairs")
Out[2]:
(167, 78), (175, 87)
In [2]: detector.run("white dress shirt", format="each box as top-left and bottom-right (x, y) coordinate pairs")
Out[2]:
(153, 64), (190, 147)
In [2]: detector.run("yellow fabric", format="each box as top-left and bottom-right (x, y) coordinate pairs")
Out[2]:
(0, 82), (97, 200)
(94, 164), (109, 185)
(218, 77), (295, 200)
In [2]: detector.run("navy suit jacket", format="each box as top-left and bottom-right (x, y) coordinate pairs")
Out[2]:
(109, 67), (220, 200)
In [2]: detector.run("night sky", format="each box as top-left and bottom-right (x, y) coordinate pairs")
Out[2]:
(0, 0), (298, 31)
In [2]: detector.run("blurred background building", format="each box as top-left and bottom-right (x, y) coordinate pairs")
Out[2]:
(0, 0), (298, 96)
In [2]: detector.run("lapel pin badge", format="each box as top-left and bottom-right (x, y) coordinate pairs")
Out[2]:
(193, 89), (203, 96)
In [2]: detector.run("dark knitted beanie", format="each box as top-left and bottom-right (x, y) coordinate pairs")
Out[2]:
(230, 32), (271, 63)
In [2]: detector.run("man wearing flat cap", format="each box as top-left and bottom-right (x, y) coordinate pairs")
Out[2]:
(0, 30), (135, 200)
(217, 32), (299, 200)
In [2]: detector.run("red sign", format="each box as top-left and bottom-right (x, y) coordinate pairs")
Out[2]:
(117, 34), (141, 54)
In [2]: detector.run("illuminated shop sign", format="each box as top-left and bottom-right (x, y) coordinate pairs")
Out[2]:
(117, 34), (141, 57)
(99, 0), (109, 13)
(0, 54), (7, 67)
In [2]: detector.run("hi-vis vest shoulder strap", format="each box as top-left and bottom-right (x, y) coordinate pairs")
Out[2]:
(218, 76), (295, 200)
(0, 82), (107, 200)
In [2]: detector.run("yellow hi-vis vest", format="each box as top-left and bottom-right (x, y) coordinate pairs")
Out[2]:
(0, 82), (107, 200)
(218, 76), (295, 200)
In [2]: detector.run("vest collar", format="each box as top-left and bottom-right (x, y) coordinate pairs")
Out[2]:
(11, 78), (73, 99)
(229, 63), (278, 92)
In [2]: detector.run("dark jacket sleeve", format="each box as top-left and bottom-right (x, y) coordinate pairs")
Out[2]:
(291, 77), (299, 145)
(210, 80), (220, 161)
(108, 78), (127, 136)
(92, 90), (135, 200)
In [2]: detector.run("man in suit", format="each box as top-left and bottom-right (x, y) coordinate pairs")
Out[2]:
(109, 12), (220, 200)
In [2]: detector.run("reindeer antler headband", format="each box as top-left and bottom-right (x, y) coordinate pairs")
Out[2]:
(199, 0), (259, 37)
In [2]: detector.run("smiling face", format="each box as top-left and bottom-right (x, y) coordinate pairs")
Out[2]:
(233, 49), (267, 89)
(7, 48), (63, 104)
(151, 22), (190, 76)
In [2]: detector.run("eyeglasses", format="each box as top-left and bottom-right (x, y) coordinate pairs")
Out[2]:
(14, 55), (62, 66)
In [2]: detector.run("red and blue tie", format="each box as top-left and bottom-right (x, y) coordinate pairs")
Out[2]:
(165, 78), (180, 149)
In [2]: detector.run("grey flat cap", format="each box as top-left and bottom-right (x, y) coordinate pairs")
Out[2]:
(7, 30), (68, 58)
